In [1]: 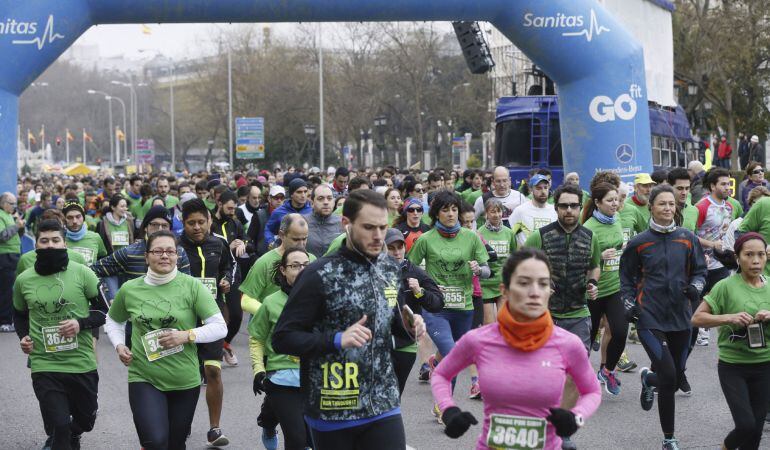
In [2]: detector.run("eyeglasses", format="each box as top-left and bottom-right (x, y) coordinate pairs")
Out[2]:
(752, 169), (765, 175)
(414, 188), (425, 193)
(285, 262), (309, 270)
(148, 249), (177, 257)
(406, 207), (423, 213)
(556, 203), (581, 210)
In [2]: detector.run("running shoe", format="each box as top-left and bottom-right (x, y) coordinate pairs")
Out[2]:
(627, 327), (641, 344)
(561, 436), (577, 450)
(432, 403), (444, 425)
(427, 354), (438, 375)
(695, 335), (709, 346)
(617, 353), (638, 372)
(678, 375), (692, 396)
(640, 367), (655, 411)
(41, 436), (52, 450)
(261, 427), (278, 450)
(207, 427), (229, 447)
(662, 438), (680, 450)
(591, 339), (600, 352)
(598, 367), (621, 396)
(417, 362), (431, 382)
(223, 346), (239, 366)
(0, 323), (15, 333)
(596, 368), (605, 384)
(469, 381), (482, 400)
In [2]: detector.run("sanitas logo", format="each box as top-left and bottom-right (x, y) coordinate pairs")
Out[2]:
(0, 19), (38, 35)
(5, 15), (64, 50)
(523, 9), (610, 42)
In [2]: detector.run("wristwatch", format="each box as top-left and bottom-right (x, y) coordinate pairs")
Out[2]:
(414, 288), (425, 299)
(574, 414), (585, 428)
(187, 329), (197, 343)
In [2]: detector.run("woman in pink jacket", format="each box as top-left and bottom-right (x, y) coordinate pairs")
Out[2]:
(431, 248), (601, 449)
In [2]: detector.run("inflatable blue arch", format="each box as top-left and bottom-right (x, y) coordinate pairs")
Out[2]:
(0, 0), (652, 192)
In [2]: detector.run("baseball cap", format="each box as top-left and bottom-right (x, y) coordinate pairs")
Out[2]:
(385, 228), (405, 246)
(269, 185), (286, 197)
(529, 174), (550, 187)
(751, 135), (759, 143)
(634, 173), (656, 185)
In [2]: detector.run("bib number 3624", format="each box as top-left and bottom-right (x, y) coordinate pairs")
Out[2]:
(486, 414), (547, 450)
(42, 326), (78, 353)
(141, 328), (184, 362)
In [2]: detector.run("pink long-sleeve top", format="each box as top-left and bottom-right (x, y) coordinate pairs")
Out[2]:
(431, 322), (601, 450)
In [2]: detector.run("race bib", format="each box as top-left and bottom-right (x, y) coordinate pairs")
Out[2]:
(199, 277), (218, 299)
(72, 247), (96, 264)
(384, 284), (398, 308)
(489, 240), (510, 257)
(486, 414), (547, 450)
(111, 231), (129, 246)
(440, 285), (465, 309)
(532, 217), (552, 230)
(602, 255), (620, 272)
(42, 326), (78, 353)
(141, 328), (184, 362)
(320, 361), (359, 410)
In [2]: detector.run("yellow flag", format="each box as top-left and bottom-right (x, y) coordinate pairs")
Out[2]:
(141, 24), (152, 35)
(116, 128), (125, 141)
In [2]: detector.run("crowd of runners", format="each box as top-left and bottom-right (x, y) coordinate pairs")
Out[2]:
(2, 160), (770, 450)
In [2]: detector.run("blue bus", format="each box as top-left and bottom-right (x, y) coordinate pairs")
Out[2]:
(495, 95), (697, 187)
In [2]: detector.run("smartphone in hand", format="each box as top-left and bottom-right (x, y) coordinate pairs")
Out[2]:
(401, 305), (416, 340)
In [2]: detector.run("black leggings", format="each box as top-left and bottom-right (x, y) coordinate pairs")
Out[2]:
(128, 382), (200, 450)
(718, 360), (770, 450)
(225, 280), (243, 343)
(263, 380), (312, 450)
(588, 292), (628, 371)
(391, 350), (416, 396)
(638, 329), (691, 439)
(32, 371), (99, 449)
(309, 414), (406, 450)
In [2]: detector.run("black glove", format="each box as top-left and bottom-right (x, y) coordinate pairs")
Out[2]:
(623, 297), (640, 323)
(441, 406), (478, 439)
(683, 285), (700, 304)
(252, 372), (267, 396)
(546, 408), (578, 438)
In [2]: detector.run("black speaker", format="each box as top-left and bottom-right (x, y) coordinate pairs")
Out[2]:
(452, 21), (495, 75)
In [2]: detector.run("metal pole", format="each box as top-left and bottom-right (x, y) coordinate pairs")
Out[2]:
(227, 49), (234, 169)
(106, 97), (114, 168)
(111, 96), (126, 162)
(318, 24), (325, 171)
(170, 66), (176, 172)
(132, 86), (138, 169)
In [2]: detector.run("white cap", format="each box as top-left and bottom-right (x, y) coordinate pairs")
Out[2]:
(269, 185), (286, 197)
(327, 166), (336, 175)
(751, 135), (759, 143)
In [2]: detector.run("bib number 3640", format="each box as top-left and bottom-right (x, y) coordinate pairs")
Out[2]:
(486, 414), (547, 450)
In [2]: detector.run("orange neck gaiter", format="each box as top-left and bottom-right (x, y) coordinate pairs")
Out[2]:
(497, 304), (554, 352)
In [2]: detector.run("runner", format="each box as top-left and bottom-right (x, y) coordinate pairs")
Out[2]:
(248, 247), (313, 450)
(272, 189), (425, 450)
(430, 248), (601, 449)
(385, 188), (403, 227)
(393, 197), (431, 252)
(667, 169), (698, 233)
(384, 228), (444, 395)
(620, 184), (707, 450)
(13, 219), (107, 450)
(477, 198), (516, 325)
(105, 230), (227, 450)
(177, 198), (234, 447)
(407, 191), (490, 420)
(509, 174), (557, 247)
(95, 194), (135, 254)
(473, 166), (526, 228)
(63, 202), (107, 266)
(692, 232), (770, 450)
(580, 182), (627, 395)
(619, 173), (656, 241)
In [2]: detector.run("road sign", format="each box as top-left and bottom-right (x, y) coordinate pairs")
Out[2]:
(236, 117), (264, 159)
(136, 138), (155, 164)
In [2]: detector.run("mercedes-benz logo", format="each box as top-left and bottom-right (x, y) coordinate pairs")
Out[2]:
(616, 144), (634, 164)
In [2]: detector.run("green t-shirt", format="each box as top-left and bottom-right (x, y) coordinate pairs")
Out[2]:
(477, 225), (516, 300)
(142, 195), (179, 216)
(204, 198), (217, 212)
(248, 290), (300, 372)
(461, 188), (483, 207)
(619, 198), (650, 241)
(108, 273), (221, 391)
(582, 217), (624, 297)
(407, 228), (488, 311)
(704, 274), (770, 364)
(388, 211), (399, 228)
(84, 215), (99, 232)
(104, 219), (132, 251)
(680, 203), (698, 233)
(727, 196), (743, 220)
(0, 209), (20, 254)
(738, 196), (770, 276)
(333, 205), (343, 216)
(16, 249), (87, 277)
(323, 233), (346, 256)
(12, 263), (100, 374)
(523, 225), (601, 319)
(240, 249), (316, 300)
(123, 190), (145, 221)
(66, 231), (107, 265)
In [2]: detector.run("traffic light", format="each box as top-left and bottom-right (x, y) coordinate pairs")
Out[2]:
(452, 21), (495, 75)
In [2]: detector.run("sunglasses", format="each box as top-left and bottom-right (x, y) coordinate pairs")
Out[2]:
(556, 203), (581, 210)
(406, 207), (423, 213)
(752, 169), (765, 175)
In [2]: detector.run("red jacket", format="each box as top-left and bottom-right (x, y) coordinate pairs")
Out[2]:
(718, 141), (732, 159)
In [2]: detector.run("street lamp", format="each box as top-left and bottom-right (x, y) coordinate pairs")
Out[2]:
(111, 80), (146, 167)
(304, 124), (317, 165)
(87, 90), (114, 167)
(161, 66), (176, 172)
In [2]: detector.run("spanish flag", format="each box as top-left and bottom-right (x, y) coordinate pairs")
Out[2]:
(83, 130), (93, 142)
(141, 24), (152, 35)
(28, 130), (36, 145)
(116, 128), (125, 142)
(66, 130), (74, 142)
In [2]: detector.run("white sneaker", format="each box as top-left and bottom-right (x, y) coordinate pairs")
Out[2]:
(696, 328), (709, 346)
(223, 347), (239, 366)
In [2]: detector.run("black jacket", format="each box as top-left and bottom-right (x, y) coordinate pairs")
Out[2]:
(179, 233), (234, 304)
(272, 245), (402, 421)
(392, 259), (444, 350)
(211, 212), (248, 281)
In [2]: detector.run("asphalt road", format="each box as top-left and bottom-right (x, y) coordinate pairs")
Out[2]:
(1, 324), (768, 450)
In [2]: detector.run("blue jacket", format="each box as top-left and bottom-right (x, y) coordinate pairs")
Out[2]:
(264, 199), (312, 245)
